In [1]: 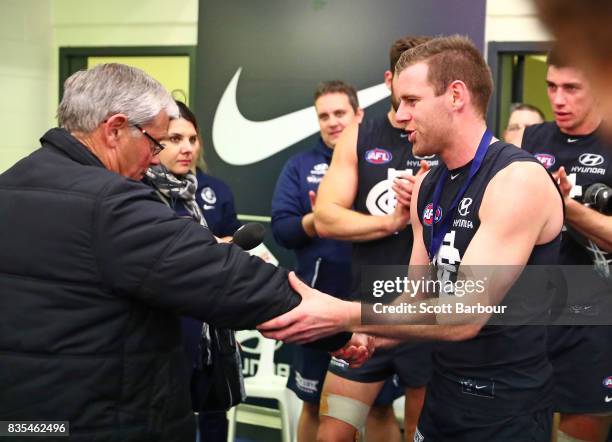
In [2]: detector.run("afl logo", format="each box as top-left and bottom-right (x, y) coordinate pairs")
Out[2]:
(365, 148), (392, 165)
(603, 376), (612, 389)
(579, 153), (604, 166)
(534, 153), (556, 169)
(422, 203), (443, 226)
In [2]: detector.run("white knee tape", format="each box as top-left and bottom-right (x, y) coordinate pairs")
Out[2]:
(320, 393), (370, 430)
(556, 430), (590, 442)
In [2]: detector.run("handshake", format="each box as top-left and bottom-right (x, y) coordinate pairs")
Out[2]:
(257, 272), (398, 368)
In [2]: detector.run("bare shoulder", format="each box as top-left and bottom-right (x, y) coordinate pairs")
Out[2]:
(482, 160), (563, 242)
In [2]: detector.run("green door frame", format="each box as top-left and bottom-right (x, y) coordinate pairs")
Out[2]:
(487, 41), (552, 136)
(58, 46), (197, 111)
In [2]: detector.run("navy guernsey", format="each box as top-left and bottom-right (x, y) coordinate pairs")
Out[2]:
(417, 141), (561, 415)
(352, 114), (439, 296)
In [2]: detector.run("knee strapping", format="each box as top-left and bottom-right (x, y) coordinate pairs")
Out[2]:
(319, 393), (370, 430)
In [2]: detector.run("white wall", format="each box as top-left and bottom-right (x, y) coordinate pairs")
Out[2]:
(485, 0), (551, 44)
(0, 0), (198, 172)
(0, 0), (53, 171)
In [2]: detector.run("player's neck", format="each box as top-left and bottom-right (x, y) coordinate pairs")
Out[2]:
(440, 120), (489, 170)
(559, 113), (602, 137)
(387, 108), (404, 129)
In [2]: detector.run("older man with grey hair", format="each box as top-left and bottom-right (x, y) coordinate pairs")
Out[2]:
(0, 63), (369, 442)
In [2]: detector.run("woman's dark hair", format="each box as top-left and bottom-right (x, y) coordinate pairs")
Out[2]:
(175, 100), (199, 133)
(174, 100), (206, 171)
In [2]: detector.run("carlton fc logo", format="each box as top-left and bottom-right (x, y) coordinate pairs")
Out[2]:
(365, 148), (392, 165)
(534, 153), (556, 169)
(423, 203), (443, 226)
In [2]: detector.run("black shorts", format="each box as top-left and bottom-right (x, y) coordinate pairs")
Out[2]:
(287, 345), (405, 406)
(328, 342), (432, 387)
(415, 389), (553, 442)
(548, 325), (612, 413)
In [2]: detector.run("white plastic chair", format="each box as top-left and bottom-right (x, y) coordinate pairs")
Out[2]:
(227, 331), (300, 442)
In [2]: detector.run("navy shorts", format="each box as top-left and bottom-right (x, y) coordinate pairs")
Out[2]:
(287, 345), (404, 406)
(548, 325), (612, 413)
(415, 389), (553, 442)
(328, 342), (432, 388)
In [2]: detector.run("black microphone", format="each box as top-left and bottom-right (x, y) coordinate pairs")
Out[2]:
(230, 223), (265, 250)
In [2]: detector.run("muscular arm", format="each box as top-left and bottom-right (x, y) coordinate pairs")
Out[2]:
(314, 123), (409, 241)
(353, 162), (563, 341)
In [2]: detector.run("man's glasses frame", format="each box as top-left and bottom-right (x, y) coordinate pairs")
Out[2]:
(133, 124), (165, 156)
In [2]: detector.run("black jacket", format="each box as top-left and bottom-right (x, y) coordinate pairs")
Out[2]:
(0, 129), (349, 441)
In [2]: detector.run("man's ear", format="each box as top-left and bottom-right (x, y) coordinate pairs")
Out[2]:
(448, 80), (468, 111)
(102, 114), (129, 147)
(384, 70), (393, 90)
(356, 107), (365, 124)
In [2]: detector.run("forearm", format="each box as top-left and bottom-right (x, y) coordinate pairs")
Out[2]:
(314, 203), (398, 241)
(301, 213), (317, 238)
(347, 298), (480, 342)
(565, 198), (612, 251)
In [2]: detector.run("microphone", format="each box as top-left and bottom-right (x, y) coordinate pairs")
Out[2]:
(230, 223), (265, 250)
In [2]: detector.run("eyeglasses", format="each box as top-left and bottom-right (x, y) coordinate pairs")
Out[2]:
(132, 124), (165, 156)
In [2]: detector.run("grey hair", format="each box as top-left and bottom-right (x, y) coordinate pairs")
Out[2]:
(58, 63), (179, 132)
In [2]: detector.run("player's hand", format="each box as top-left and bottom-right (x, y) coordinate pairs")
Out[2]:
(392, 174), (417, 208)
(552, 166), (572, 199)
(308, 190), (317, 211)
(416, 160), (430, 176)
(330, 333), (374, 368)
(257, 272), (352, 343)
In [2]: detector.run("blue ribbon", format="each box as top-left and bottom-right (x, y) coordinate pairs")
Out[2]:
(428, 129), (493, 262)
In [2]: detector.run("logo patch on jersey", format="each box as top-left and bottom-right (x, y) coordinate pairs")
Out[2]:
(365, 148), (392, 165)
(422, 203), (443, 226)
(366, 180), (394, 215)
(307, 162), (328, 184)
(201, 187), (217, 205)
(534, 153), (556, 169)
(603, 376), (612, 389)
(407, 154), (439, 168)
(457, 198), (472, 217)
(579, 153), (604, 166)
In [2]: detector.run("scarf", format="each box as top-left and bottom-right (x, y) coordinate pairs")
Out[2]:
(145, 165), (208, 227)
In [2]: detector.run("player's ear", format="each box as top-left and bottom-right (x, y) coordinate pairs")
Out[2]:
(384, 70), (393, 90)
(448, 80), (468, 111)
(355, 107), (364, 124)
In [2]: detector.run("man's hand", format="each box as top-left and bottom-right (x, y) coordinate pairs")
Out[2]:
(301, 190), (319, 238)
(552, 166), (572, 199)
(388, 161), (431, 232)
(257, 272), (355, 343)
(330, 333), (374, 368)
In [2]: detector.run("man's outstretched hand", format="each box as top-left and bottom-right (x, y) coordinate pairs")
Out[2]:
(330, 333), (375, 368)
(257, 272), (355, 343)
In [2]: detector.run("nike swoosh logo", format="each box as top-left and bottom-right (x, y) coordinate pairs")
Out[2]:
(475, 385), (487, 389)
(212, 68), (391, 165)
(450, 173), (461, 180)
(567, 138), (579, 143)
(606, 396), (612, 403)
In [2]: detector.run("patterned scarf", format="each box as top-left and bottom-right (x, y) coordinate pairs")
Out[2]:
(145, 165), (208, 227)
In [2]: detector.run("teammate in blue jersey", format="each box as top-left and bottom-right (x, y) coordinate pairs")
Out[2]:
(259, 35), (565, 442)
(271, 80), (363, 442)
(522, 48), (612, 442)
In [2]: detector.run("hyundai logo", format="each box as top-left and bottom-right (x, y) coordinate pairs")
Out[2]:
(579, 153), (604, 166)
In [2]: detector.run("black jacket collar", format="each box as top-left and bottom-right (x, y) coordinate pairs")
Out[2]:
(40, 128), (106, 169)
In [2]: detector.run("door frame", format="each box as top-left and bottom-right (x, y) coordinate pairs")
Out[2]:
(58, 46), (197, 110)
(486, 41), (552, 135)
